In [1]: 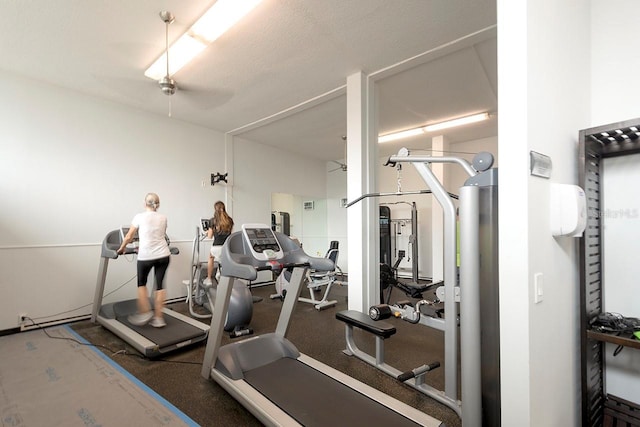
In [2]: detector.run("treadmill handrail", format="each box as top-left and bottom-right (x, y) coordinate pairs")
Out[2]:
(101, 229), (179, 259)
(93, 229), (180, 324)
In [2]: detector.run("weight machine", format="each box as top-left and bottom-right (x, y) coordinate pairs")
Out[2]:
(339, 147), (500, 425)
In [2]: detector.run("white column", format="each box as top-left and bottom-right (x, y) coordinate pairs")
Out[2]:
(497, 0), (531, 424)
(346, 71), (378, 312)
(430, 134), (449, 282)
(224, 133), (234, 216)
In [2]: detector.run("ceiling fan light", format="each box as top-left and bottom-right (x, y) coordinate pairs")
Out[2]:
(159, 76), (176, 95)
(144, 34), (207, 80)
(191, 0), (263, 43)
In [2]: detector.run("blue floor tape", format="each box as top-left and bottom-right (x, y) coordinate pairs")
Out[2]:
(63, 324), (199, 427)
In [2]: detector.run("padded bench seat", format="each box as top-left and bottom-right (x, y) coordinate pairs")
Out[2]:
(336, 310), (396, 339)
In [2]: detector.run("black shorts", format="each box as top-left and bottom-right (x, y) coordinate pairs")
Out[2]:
(137, 256), (171, 289)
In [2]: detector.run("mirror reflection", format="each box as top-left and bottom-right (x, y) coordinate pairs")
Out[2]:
(271, 193), (328, 258)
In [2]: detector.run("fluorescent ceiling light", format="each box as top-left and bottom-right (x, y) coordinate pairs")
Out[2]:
(191, 0), (263, 43)
(378, 112), (490, 143)
(423, 112), (490, 132)
(144, 35), (207, 80)
(144, 0), (263, 81)
(378, 128), (425, 143)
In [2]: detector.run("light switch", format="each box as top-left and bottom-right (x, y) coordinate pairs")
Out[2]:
(534, 272), (544, 304)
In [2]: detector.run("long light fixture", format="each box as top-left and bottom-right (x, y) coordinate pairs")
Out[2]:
(378, 112), (490, 143)
(144, 0), (263, 81)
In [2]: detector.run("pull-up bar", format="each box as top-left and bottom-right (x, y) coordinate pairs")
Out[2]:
(345, 190), (458, 208)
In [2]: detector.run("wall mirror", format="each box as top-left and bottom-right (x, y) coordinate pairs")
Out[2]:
(271, 193), (328, 258)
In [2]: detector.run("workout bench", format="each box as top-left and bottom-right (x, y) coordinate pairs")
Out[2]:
(336, 310), (396, 365)
(336, 309), (445, 409)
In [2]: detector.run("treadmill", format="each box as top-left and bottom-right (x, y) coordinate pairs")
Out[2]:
(200, 224), (444, 427)
(91, 230), (209, 357)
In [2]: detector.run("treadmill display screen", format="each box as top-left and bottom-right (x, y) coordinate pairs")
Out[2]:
(242, 226), (283, 260)
(120, 226), (139, 249)
(245, 228), (279, 251)
(200, 218), (211, 234)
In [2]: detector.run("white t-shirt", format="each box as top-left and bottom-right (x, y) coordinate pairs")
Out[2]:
(131, 211), (171, 261)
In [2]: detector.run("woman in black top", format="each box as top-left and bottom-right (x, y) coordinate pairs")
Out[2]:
(203, 201), (234, 285)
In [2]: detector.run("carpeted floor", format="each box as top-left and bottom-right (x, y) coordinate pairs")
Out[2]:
(0, 325), (196, 426)
(70, 282), (462, 427)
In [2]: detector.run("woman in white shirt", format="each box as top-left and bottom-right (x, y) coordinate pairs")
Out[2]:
(118, 193), (171, 328)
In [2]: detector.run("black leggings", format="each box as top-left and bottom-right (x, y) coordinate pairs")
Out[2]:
(137, 256), (170, 289)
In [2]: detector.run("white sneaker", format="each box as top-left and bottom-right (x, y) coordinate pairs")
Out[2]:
(149, 317), (166, 328)
(128, 311), (153, 326)
(203, 277), (213, 286)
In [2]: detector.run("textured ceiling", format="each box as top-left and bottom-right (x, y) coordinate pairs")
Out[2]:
(0, 0), (497, 161)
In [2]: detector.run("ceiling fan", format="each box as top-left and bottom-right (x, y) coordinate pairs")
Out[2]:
(329, 160), (347, 173)
(157, 11), (178, 97)
(94, 10), (233, 115)
(150, 10), (234, 115)
(329, 136), (348, 172)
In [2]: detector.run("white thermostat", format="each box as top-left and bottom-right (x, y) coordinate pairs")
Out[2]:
(550, 184), (587, 237)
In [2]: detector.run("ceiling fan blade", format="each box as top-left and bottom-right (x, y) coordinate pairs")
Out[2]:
(92, 74), (161, 104)
(177, 83), (234, 110)
(105, 42), (163, 68)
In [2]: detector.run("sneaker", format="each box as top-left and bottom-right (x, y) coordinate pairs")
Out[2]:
(149, 317), (166, 328)
(202, 277), (213, 286)
(128, 311), (153, 326)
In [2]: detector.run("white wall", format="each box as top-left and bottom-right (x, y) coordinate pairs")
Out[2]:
(591, 0), (640, 406)
(231, 135), (328, 283)
(271, 192), (328, 258)
(0, 71), (226, 330)
(591, 0), (640, 124)
(497, 1), (590, 426)
(231, 135), (328, 227)
(0, 71), (328, 331)
(326, 161), (348, 273)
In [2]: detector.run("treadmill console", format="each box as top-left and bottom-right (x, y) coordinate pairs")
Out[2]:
(242, 224), (284, 261)
(200, 218), (212, 234)
(120, 226), (139, 250)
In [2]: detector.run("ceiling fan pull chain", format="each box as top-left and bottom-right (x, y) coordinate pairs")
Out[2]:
(396, 164), (403, 193)
(168, 98), (172, 118)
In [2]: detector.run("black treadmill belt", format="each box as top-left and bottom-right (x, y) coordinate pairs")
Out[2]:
(113, 303), (205, 349)
(119, 315), (205, 348)
(244, 357), (422, 427)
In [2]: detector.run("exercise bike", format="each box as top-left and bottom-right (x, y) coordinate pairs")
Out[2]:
(184, 219), (253, 337)
(271, 240), (342, 310)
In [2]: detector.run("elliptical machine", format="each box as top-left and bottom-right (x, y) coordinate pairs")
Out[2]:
(184, 219), (253, 337)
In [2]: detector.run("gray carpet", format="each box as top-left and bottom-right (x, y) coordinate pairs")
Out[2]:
(0, 325), (196, 426)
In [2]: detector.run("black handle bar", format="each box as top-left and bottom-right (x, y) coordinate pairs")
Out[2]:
(255, 262), (310, 272)
(397, 362), (441, 382)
